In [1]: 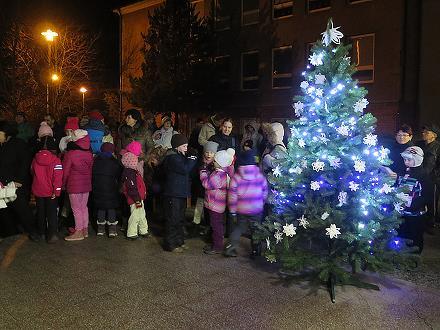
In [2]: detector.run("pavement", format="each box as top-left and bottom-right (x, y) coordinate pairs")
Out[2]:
(1, 225), (440, 329)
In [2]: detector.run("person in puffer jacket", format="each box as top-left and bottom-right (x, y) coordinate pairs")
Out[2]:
(121, 141), (149, 240)
(31, 136), (63, 243)
(200, 148), (235, 255)
(62, 129), (93, 241)
(224, 149), (268, 258)
(261, 122), (287, 174)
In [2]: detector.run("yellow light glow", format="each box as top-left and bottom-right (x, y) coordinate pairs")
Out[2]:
(79, 87), (87, 93)
(51, 73), (59, 81)
(41, 29), (58, 42)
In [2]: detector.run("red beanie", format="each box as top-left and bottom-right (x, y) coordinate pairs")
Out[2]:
(65, 117), (79, 131)
(89, 111), (104, 121)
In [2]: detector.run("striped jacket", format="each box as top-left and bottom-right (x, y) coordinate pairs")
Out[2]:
(200, 165), (234, 213)
(228, 165), (268, 215)
(31, 150), (63, 197)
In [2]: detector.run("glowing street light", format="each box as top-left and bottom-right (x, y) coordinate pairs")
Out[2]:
(42, 29), (58, 114)
(51, 73), (60, 81)
(80, 87), (87, 114)
(41, 29), (58, 41)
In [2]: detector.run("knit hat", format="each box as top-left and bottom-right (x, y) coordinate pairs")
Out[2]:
(204, 141), (219, 153)
(38, 121), (53, 138)
(161, 116), (172, 126)
(121, 151), (138, 170)
(125, 141), (142, 156)
(65, 117), (79, 131)
(88, 111), (104, 121)
(72, 129), (88, 141)
(422, 124), (440, 136)
(125, 109), (142, 122)
(214, 148), (235, 168)
(401, 146), (424, 167)
(237, 149), (257, 166)
(100, 142), (115, 153)
(171, 134), (188, 149)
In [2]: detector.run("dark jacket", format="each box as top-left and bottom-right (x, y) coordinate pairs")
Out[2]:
(420, 139), (440, 182)
(0, 137), (31, 186)
(389, 140), (414, 177)
(121, 167), (146, 205)
(208, 133), (236, 152)
(162, 149), (197, 198)
(92, 153), (122, 209)
(118, 121), (154, 156)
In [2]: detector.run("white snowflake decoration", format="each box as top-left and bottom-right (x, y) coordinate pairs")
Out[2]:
(349, 181), (359, 192)
(326, 224), (341, 239)
(321, 20), (344, 46)
(380, 183), (392, 194)
(315, 74), (326, 85)
(315, 88), (324, 97)
(266, 237), (271, 250)
(274, 231), (283, 244)
(363, 133), (378, 147)
(310, 181), (321, 191)
(283, 224), (297, 237)
(378, 146), (389, 161)
(312, 159), (325, 172)
(291, 166), (303, 174)
(354, 98), (369, 113)
(337, 191), (348, 206)
(321, 212), (330, 220)
(298, 215), (309, 229)
(298, 139), (306, 148)
(300, 81), (309, 89)
(273, 165), (282, 178)
(293, 101), (305, 117)
(354, 159), (366, 173)
(309, 52), (324, 66)
(336, 123), (350, 136)
(394, 202), (404, 213)
(328, 157), (342, 169)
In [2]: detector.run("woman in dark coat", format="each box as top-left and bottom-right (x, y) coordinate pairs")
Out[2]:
(208, 118), (237, 152)
(92, 143), (122, 237)
(388, 124), (414, 177)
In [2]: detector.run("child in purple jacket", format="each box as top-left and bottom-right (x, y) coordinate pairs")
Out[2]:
(224, 149), (268, 257)
(200, 148), (235, 254)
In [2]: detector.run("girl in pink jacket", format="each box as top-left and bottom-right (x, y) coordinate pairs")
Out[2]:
(200, 148), (235, 254)
(62, 129), (93, 241)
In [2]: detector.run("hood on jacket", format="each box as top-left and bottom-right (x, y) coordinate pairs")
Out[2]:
(243, 121), (260, 135)
(263, 122), (284, 145)
(35, 150), (57, 166)
(74, 135), (91, 150)
(237, 165), (261, 180)
(85, 119), (105, 132)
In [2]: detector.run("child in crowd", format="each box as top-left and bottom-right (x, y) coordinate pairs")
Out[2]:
(63, 129), (93, 241)
(30, 121), (57, 155)
(224, 149), (268, 257)
(200, 148), (235, 255)
(31, 136), (63, 243)
(92, 142), (122, 237)
(397, 146), (433, 253)
(59, 117), (79, 153)
(121, 141), (149, 240)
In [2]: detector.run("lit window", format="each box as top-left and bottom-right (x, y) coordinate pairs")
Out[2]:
(273, 0), (293, 19)
(242, 51), (259, 90)
(215, 55), (230, 91)
(273, 46), (293, 89)
(350, 34), (374, 83)
(242, 0), (259, 26)
(307, 0), (331, 13)
(215, 0), (232, 31)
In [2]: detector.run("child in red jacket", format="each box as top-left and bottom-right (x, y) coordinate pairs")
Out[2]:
(31, 136), (63, 243)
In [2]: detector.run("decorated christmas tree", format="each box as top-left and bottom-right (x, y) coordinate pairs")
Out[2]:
(260, 19), (413, 302)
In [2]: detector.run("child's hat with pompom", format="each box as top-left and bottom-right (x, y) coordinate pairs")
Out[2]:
(214, 148), (235, 168)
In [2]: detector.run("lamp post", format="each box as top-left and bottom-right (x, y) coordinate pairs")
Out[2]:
(80, 87), (87, 114)
(41, 29), (58, 114)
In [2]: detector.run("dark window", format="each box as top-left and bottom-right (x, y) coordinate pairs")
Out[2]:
(273, 0), (293, 19)
(215, 0), (232, 31)
(242, 0), (259, 25)
(273, 47), (293, 88)
(215, 56), (230, 91)
(308, 0), (331, 12)
(242, 52), (259, 90)
(350, 34), (374, 83)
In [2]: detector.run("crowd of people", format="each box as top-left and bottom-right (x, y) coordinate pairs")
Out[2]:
(0, 109), (439, 255)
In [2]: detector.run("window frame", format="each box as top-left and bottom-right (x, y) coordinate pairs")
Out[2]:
(214, 55), (231, 91)
(307, 0), (331, 14)
(349, 33), (375, 84)
(215, 0), (231, 31)
(241, 50), (260, 91)
(272, 45), (293, 90)
(241, 0), (259, 26)
(272, 0), (294, 20)
(347, 0), (372, 5)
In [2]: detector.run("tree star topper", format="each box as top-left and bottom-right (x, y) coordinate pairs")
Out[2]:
(321, 19), (344, 46)
(326, 224), (341, 239)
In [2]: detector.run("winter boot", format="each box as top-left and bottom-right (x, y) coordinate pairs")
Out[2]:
(223, 243), (237, 257)
(108, 221), (118, 238)
(83, 227), (89, 238)
(97, 221), (106, 236)
(64, 230), (84, 241)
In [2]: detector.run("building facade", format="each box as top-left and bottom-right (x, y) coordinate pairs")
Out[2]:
(116, 0), (435, 133)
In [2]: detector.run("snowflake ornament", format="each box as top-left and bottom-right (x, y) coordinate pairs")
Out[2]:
(266, 237), (271, 250)
(354, 159), (366, 172)
(283, 224), (297, 237)
(315, 88), (324, 97)
(315, 74), (326, 85)
(394, 202), (404, 213)
(291, 166), (303, 174)
(337, 191), (348, 206)
(297, 215), (309, 229)
(321, 212), (330, 220)
(300, 81), (309, 89)
(380, 183), (392, 194)
(273, 165), (282, 178)
(326, 224), (341, 239)
(378, 146), (389, 161)
(349, 181), (359, 192)
(298, 139), (306, 148)
(336, 123), (350, 136)
(310, 181), (321, 191)
(274, 231), (283, 244)
(309, 53), (324, 66)
(363, 133), (378, 147)
(354, 98), (369, 113)
(328, 157), (342, 169)
(312, 159), (325, 172)
(293, 101), (305, 117)
(321, 20), (344, 46)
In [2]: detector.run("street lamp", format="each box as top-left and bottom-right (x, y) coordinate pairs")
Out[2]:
(41, 29), (58, 114)
(51, 73), (59, 82)
(80, 87), (87, 114)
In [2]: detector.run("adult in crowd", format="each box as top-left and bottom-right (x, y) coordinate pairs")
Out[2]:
(240, 121), (263, 152)
(208, 118), (237, 152)
(153, 115), (178, 149)
(15, 112), (34, 143)
(43, 113), (64, 145)
(261, 122), (287, 174)
(118, 109), (154, 155)
(0, 121), (39, 241)
(198, 113), (223, 147)
(388, 124), (414, 177)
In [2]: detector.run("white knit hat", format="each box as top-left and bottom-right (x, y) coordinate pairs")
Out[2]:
(72, 129), (88, 141)
(214, 148), (235, 168)
(401, 146), (424, 167)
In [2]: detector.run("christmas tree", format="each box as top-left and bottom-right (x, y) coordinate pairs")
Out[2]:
(260, 19), (414, 302)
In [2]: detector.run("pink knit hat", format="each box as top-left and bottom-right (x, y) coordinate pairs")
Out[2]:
(125, 141), (142, 156)
(65, 117), (79, 131)
(121, 151), (138, 170)
(38, 121), (53, 138)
